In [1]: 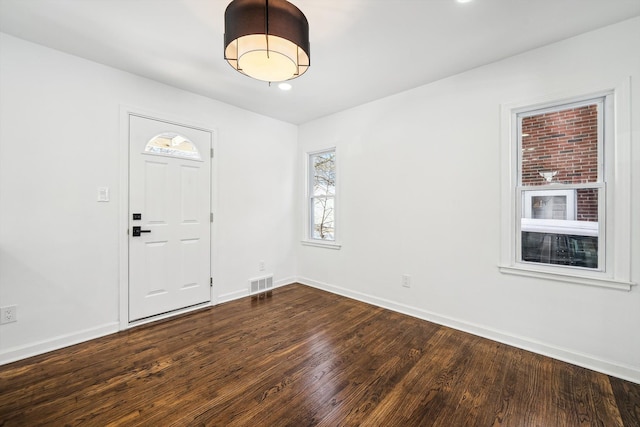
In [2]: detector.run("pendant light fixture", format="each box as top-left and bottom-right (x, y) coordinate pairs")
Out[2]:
(224, 0), (310, 83)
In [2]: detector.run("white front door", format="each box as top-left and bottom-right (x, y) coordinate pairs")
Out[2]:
(128, 114), (211, 322)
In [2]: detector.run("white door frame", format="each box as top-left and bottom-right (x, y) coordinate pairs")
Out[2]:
(118, 105), (218, 330)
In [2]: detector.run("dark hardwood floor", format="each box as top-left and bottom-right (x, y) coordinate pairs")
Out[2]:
(1, 283), (639, 426)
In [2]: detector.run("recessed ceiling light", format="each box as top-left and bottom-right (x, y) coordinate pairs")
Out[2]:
(278, 83), (293, 91)
(457, 0), (473, 3)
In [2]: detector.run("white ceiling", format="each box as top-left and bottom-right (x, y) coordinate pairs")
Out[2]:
(1, 0), (638, 124)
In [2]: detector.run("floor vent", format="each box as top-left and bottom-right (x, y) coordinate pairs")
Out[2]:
(249, 275), (273, 300)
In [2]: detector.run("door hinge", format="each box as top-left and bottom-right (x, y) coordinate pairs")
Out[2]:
(210, 212), (214, 223)
(210, 277), (213, 287)
(210, 148), (214, 158)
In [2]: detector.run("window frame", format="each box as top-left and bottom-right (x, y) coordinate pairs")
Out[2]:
(515, 97), (605, 272)
(303, 147), (341, 249)
(499, 83), (634, 291)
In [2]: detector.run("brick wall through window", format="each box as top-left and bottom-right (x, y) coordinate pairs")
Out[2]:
(521, 105), (598, 222)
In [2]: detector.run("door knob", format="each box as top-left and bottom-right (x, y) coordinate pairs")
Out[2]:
(132, 226), (151, 237)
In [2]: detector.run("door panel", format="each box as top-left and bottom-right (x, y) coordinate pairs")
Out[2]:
(180, 165), (200, 222)
(129, 115), (211, 322)
(145, 161), (169, 224)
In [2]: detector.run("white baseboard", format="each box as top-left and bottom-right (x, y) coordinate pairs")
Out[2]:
(6, 278), (637, 385)
(1, 277), (298, 365)
(216, 276), (295, 305)
(217, 289), (248, 304)
(0, 322), (119, 366)
(297, 277), (640, 385)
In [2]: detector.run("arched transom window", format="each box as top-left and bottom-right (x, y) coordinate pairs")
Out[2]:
(144, 132), (202, 160)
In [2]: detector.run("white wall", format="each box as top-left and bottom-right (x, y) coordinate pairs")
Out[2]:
(0, 33), (298, 362)
(297, 17), (640, 383)
(2, 17), (639, 384)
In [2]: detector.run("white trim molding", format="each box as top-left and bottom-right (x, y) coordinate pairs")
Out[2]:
(297, 277), (640, 385)
(0, 322), (119, 366)
(498, 265), (634, 291)
(301, 240), (342, 250)
(498, 78), (634, 290)
(217, 276), (296, 305)
(118, 104), (219, 330)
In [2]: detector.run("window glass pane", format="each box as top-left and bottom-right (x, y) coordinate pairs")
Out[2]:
(311, 152), (335, 196)
(144, 132), (202, 160)
(521, 233), (598, 269)
(312, 197), (334, 240)
(521, 188), (599, 269)
(523, 189), (576, 220)
(531, 195), (568, 219)
(521, 104), (598, 186)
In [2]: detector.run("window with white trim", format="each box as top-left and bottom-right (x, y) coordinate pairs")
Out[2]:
(308, 149), (336, 241)
(518, 98), (604, 270)
(500, 86), (634, 290)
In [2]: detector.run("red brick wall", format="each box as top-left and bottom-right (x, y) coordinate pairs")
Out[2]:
(521, 104), (599, 222)
(576, 188), (598, 222)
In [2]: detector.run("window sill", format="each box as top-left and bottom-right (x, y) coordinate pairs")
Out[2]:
(498, 265), (635, 291)
(301, 240), (342, 250)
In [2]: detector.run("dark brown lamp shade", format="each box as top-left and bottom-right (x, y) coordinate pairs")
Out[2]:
(224, 0), (310, 82)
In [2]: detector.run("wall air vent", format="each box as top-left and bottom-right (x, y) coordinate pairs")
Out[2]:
(249, 275), (273, 299)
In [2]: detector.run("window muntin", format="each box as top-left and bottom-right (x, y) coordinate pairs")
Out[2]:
(309, 150), (336, 241)
(144, 132), (202, 160)
(516, 99), (604, 271)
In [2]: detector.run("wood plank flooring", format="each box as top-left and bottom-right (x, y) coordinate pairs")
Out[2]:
(1, 283), (639, 426)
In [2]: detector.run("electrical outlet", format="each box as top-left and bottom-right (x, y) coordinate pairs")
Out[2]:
(258, 260), (265, 271)
(97, 187), (109, 202)
(1, 305), (17, 324)
(401, 274), (411, 288)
